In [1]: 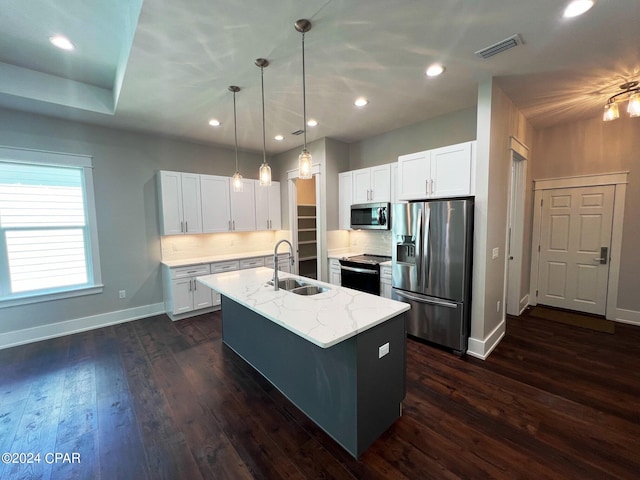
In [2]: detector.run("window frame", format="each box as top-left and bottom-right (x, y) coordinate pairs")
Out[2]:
(0, 146), (103, 308)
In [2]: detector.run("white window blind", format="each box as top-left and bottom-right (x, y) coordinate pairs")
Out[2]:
(0, 159), (99, 301)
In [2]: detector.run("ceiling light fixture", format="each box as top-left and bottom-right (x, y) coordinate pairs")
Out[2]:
(49, 35), (75, 51)
(229, 86), (243, 192)
(563, 0), (595, 18)
(256, 58), (272, 186)
(603, 81), (640, 122)
(425, 63), (445, 77)
(354, 97), (368, 107)
(274, 135), (284, 141)
(307, 119), (318, 127)
(208, 119), (221, 127)
(295, 19), (313, 180)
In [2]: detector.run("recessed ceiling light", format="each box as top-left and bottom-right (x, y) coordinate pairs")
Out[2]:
(208, 119), (221, 127)
(354, 97), (369, 107)
(49, 35), (75, 51)
(307, 119), (318, 127)
(425, 64), (445, 77)
(274, 134), (284, 141)
(563, 0), (594, 18)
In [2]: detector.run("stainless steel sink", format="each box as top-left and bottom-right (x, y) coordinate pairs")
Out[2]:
(267, 278), (329, 296)
(290, 285), (329, 296)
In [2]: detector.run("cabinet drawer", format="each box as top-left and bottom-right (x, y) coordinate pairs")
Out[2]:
(211, 260), (240, 273)
(240, 257), (265, 269)
(171, 264), (210, 279)
(264, 254), (291, 268)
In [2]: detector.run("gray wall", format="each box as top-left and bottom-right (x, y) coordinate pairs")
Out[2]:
(0, 107), (264, 334)
(348, 107), (477, 170)
(533, 113), (640, 312)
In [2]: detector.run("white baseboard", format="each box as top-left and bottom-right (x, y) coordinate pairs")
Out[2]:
(467, 319), (506, 360)
(0, 302), (166, 351)
(615, 307), (640, 326)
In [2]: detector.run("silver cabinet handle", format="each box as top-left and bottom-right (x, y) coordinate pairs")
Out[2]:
(181, 221), (184, 233)
(425, 180), (429, 195)
(185, 221), (188, 232)
(233, 220), (235, 230)
(228, 220), (231, 231)
(431, 179), (434, 194)
(188, 279), (193, 291)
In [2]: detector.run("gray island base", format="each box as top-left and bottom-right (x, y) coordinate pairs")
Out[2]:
(221, 295), (407, 458)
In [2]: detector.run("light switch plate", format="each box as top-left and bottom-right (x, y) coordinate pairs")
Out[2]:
(492, 247), (499, 259)
(379, 342), (390, 358)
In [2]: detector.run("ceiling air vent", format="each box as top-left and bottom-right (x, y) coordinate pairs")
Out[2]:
(474, 34), (523, 59)
(291, 129), (304, 136)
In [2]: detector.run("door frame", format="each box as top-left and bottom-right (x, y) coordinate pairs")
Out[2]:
(288, 164), (322, 277)
(529, 171), (628, 320)
(505, 136), (529, 316)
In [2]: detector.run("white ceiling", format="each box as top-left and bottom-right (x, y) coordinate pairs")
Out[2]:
(1, 0), (638, 154)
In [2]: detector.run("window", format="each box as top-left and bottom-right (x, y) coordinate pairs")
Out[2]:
(0, 147), (102, 307)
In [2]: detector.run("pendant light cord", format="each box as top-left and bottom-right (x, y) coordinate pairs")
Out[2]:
(261, 66), (267, 164)
(302, 31), (307, 150)
(233, 91), (239, 172)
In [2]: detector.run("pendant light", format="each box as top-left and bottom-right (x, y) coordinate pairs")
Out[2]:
(295, 19), (313, 179)
(256, 58), (272, 186)
(229, 86), (243, 192)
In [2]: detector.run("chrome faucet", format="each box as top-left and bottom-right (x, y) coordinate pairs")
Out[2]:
(272, 239), (295, 290)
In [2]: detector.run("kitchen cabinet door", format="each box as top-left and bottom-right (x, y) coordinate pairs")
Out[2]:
(201, 174), (232, 233)
(430, 142), (473, 198)
(158, 171), (202, 235)
(230, 179), (256, 231)
(370, 164), (391, 202)
(339, 171), (352, 230)
(255, 181), (281, 230)
(397, 151), (430, 201)
(192, 278), (213, 310)
(171, 278), (194, 315)
(352, 167), (372, 203)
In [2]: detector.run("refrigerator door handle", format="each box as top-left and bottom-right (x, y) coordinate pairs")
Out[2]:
(393, 289), (458, 308)
(416, 208), (423, 288)
(423, 208), (431, 289)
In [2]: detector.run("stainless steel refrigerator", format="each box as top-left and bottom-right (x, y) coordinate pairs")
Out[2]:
(391, 199), (473, 354)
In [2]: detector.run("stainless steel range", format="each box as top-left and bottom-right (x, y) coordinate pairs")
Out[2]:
(339, 254), (392, 295)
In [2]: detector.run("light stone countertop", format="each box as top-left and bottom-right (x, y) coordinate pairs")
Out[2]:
(197, 267), (409, 349)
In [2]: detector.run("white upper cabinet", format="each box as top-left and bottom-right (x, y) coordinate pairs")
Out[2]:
(351, 164), (391, 203)
(430, 142), (474, 198)
(200, 175), (257, 233)
(158, 171), (203, 235)
(397, 141), (475, 201)
(338, 171), (352, 230)
(201, 174), (232, 233)
(230, 179), (256, 231)
(255, 181), (281, 231)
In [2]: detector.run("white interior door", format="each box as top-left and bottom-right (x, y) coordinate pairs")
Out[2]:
(537, 185), (614, 315)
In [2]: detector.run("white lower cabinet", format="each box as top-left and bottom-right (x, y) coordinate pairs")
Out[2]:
(265, 254), (292, 273)
(163, 264), (212, 319)
(210, 260), (240, 307)
(380, 265), (392, 299)
(239, 257), (265, 270)
(329, 258), (341, 286)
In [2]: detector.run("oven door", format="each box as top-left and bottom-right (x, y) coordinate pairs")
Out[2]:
(340, 264), (380, 295)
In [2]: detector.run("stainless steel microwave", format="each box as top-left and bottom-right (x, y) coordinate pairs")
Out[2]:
(350, 202), (390, 230)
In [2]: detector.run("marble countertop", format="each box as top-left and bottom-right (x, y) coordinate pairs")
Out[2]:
(197, 267), (409, 349)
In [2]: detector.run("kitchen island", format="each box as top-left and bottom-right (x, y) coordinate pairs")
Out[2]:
(198, 267), (410, 458)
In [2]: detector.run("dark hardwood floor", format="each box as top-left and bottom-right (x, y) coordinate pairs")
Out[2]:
(1, 311), (639, 479)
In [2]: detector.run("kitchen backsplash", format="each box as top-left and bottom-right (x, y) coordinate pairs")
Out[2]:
(349, 230), (392, 256)
(161, 230), (289, 261)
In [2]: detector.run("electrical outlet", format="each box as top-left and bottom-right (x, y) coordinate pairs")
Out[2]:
(378, 342), (390, 359)
(497, 300), (501, 312)
(119, 290), (126, 299)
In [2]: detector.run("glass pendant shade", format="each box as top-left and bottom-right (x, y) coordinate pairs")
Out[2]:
(298, 149), (313, 179)
(259, 162), (272, 186)
(603, 102), (619, 122)
(627, 92), (640, 117)
(232, 171), (243, 192)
